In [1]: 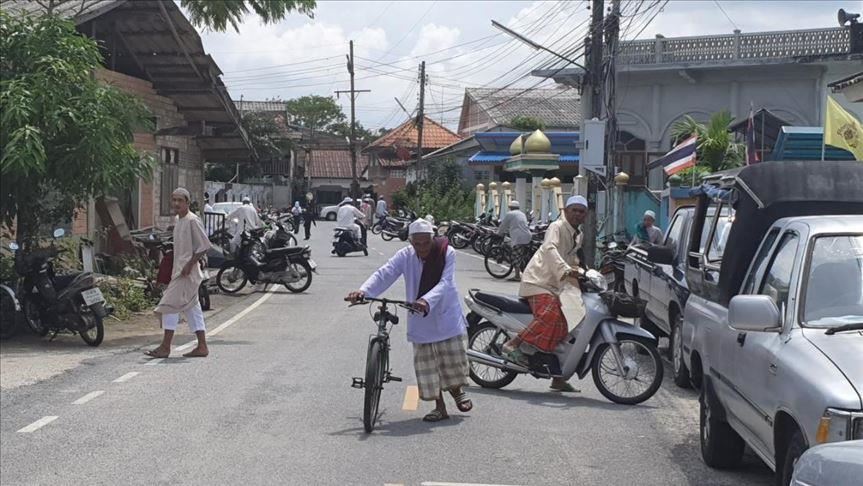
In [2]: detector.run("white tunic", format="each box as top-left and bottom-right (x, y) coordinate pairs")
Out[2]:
(360, 245), (466, 344)
(155, 212), (211, 314)
(337, 204), (365, 237)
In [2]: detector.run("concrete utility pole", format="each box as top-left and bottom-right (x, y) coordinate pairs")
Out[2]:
(415, 61), (427, 179)
(605, 0), (621, 182)
(580, 0), (606, 266)
(335, 40), (370, 198)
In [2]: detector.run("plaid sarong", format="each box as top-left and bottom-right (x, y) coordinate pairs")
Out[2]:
(413, 334), (469, 401)
(520, 294), (569, 353)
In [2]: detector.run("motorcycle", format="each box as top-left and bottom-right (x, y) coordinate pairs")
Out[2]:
(216, 228), (315, 294)
(10, 229), (111, 346)
(598, 241), (627, 292)
(0, 280), (21, 339)
(463, 269), (663, 405)
(333, 222), (368, 257)
(263, 219), (298, 249)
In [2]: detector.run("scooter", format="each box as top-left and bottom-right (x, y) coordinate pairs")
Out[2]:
(10, 229), (111, 346)
(216, 228), (315, 294)
(463, 270), (663, 405)
(332, 222), (368, 257)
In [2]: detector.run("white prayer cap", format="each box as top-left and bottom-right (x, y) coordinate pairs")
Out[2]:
(241, 195), (251, 203)
(341, 197), (353, 205)
(508, 200), (520, 208)
(644, 210), (656, 220)
(408, 218), (434, 236)
(565, 195), (588, 208)
(172, 187), (190, 201)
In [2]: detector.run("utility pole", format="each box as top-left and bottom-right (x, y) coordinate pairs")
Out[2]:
(415, 61), (426, 179)
(335, 40), (370, 198)
(605, 0), (621, 179)
(580, 0), (605, 266)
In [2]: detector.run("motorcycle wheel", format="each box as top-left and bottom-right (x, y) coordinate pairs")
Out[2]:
(79, 311), (104, 347)
(216, 263), (248, 294)
(381, 231), (394, 242)
(371, 223), (383, 235)
(284, 261), (313, 293)
(484, 247), (514, 279)
(199, 284), (211, 311)
(23, 298), (49, 337)
(591, 336), (663, 405)
(286, 233), (298, 247)
(468, 322), (518, 389)
(450, 231), (469, 249)
(0, 291), (18, 339)
(471, 235), (484, 254)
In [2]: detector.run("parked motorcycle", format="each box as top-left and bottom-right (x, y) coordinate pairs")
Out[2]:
(9, 229), (111, 346)
(263, 219), (298, 249)
(464, 270), (663, 404)
(0, 280), (21, 339)
(333, 223), (368, 257)
(598, 240), (627, 292)
(216, 228), (315, 293)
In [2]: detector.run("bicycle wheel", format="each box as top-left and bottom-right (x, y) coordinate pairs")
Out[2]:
(484, 247), (514, 279)
(363, 339), (386, 433)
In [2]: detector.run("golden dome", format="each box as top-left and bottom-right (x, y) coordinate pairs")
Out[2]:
(550, 177), (561, 187)
(476, 183), (485, 191)
(509, 136), (523, 155)
(489, 181), (498, 190)
(501, 181), (511, 189)
(540, 178), (552, 188)
(614, 171), (630, 185)
(524, 129), (551, 154)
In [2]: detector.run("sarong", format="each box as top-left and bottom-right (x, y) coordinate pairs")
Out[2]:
(519, 293), (569, 353)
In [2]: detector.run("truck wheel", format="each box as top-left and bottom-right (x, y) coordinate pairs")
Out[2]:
(670, 313), (691, 388)
(700, 383), (744, 468)
(779, 430), (807, 486)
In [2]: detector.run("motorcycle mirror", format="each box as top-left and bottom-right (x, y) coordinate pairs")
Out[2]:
(9, 242), (19, 251)
(53, 228), (65, 238)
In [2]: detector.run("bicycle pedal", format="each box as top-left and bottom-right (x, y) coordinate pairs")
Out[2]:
(351, 377), (365, 389)
(387, 375), (402, 382)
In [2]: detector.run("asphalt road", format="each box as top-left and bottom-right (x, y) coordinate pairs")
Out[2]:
(0, 222), (773, 485)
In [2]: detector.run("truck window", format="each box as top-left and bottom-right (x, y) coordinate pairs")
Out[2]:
(707, 205), (735, 263)
(803, 234), (863, 327)
(742, 228), (781, 294)
(664, 213), (685, 249)
(758, 232), (799, 311)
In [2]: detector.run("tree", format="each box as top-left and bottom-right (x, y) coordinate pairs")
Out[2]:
(0, 12), (154, 248)
(671, 111), (744, 174)
(330, 120), (377, 144)
(181, 0), (316, 32)
(242, 111), (291, 159)
(509, 115), (547, 132)
(285, 95), (346, 132)
(391, 159), (474, 222)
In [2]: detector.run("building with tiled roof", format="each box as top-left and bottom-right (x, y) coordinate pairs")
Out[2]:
(307, 150), (372, 206)
(457, 87), (581, 137)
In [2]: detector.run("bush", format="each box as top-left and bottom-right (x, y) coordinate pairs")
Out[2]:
(392, 159), (475, 222)
(99, 277), (156, 321)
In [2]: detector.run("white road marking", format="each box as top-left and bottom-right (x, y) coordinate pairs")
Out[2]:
(421, 483), (523, 486)
(401, 386), (419, 411)
(173, 287), (276, 353)
(17, 416), (58, 433)
(72, 390), (104, 405)
(113, 372), (139, 383)
(454, 249), (507, 269)
(144, 358), (164, 366)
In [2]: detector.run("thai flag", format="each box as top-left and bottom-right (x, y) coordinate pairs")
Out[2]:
(745, 106), (759, 164)
(647, 135), (698, 176)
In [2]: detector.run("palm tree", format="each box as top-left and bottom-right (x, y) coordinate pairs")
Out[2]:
(671, 111), (744, 173)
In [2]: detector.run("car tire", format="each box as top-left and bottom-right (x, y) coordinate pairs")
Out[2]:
(779, 430), (807, 486)
(326, 212), (336, 221)
(700, 383), (745, 469)
(670, 313), (691, 389)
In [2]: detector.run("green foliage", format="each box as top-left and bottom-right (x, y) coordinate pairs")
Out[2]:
(0, 12), (155, 248)
(181, 0), (316, 32)
(242, 111), (291, 159)
(391, 159), (474, 222)
(330, 120), (378, 144)
(671, 111), (744, 173)
(285, 95), (346, 131)
(509, 115), (546, 131)
(99, 277), (156, 320)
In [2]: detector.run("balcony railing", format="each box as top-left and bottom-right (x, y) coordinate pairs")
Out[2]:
(616, 27), (854, 66)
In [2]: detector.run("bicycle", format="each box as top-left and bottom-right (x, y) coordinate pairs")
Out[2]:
(348, 297), (416, 433)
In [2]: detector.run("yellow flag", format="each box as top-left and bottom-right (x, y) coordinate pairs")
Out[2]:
(824, 96), (863, 160)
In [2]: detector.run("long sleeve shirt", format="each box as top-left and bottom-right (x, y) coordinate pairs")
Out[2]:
(519, 218), (582, 298)
(337, 205), (365, 229)
(498, 209), (532, 246)
(375, 200), (388, 217)
(359, 245), (466, 344)
(155, 212), (211, 314)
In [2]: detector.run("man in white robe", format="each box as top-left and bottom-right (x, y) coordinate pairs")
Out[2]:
(337, 197), (365, 243)
(227, 196), (262, 250)
(146, 188), (211, 358)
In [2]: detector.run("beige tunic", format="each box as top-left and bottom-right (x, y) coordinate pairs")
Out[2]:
(154, 212), (211, 314)
(519, 218), (583, 298)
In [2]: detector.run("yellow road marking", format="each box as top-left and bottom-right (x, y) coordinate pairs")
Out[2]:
(401, 385), (419, 411)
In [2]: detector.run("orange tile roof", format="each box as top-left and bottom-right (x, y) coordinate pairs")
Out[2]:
(308, 150), (369, 179)
(366, 116), (461, 151)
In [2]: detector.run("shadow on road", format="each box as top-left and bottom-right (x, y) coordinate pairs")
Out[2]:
(330, 413), (467, 440)
(468, 386), (658, 411)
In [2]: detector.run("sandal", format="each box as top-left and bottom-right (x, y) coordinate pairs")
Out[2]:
(422, 409), (450, 423)
(450, 390), (473, 413)
(145, 349), (169, 359)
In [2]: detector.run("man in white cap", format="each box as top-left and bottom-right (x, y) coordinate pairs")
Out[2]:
(346, 219), (473, 422)
(632, 209), (663, 246)
(501, 195), (588, 392)
(227, 196), (262, 250)
(147, 187), (211, 358)
(375, 195), (388, 221)
(337, 196), (366, 245)
(497, 200), (532, 281)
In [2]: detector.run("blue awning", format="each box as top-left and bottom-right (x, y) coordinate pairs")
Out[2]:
(770, 126), (855, 161)
(468, 152), (580, 165)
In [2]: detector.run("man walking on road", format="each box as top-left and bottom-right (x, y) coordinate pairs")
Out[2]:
(497, 200), (532, 281)
(302, 205), (316, 240)
(346, 219), (473, 422)
(146, 188), (211, 359)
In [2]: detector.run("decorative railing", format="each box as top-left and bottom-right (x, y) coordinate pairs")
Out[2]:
(615, 27), (853, 66)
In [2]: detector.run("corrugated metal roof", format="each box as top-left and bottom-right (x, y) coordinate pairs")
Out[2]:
(466, 87), (581, 129)
(235, 100), (288, 114)
(1, 0), (125, 24)
(309, 150), (370, 179)
(770, 127), (856, 161)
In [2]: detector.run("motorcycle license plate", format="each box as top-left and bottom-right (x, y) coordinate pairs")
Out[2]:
(308, 259), (317, 270)
(81, 288), (105, 306)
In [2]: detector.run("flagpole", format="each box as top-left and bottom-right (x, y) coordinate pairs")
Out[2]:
(822, 97), (827, 162)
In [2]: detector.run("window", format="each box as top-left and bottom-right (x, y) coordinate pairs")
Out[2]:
(389, 169), (406, 178)
(159, 147), (180, 216)
(706, 204), (734, 263)
(473, 170), (490, 182)
(664, 213), (685, 250)
(802, 234), (863, 327)
(758, 232), (799, 311)
(742, 228), (780, 294)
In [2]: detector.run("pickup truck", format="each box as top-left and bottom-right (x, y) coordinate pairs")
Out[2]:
(624, 206), (697, 387)
(650, 161), (863, 486)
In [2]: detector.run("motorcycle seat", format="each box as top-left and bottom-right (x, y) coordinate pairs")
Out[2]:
(53, 274), (79, 290)
(474, 291), (531, 315)
(265, 246), (306, 256)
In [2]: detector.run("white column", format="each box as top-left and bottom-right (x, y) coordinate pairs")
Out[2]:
(515, 177), (527, 210)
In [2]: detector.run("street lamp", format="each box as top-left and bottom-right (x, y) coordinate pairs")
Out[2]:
(491, 20), (590, 74)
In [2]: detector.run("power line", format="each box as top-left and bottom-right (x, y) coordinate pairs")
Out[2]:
(713, 0), (740, 31)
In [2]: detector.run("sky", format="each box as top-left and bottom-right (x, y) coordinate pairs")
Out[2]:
(197, 1), (858, 131)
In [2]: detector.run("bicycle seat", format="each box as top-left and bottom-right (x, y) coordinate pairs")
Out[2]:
(474, 291), (531, 314)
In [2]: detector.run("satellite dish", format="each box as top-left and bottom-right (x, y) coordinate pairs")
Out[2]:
(838, 8), (860, 26)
